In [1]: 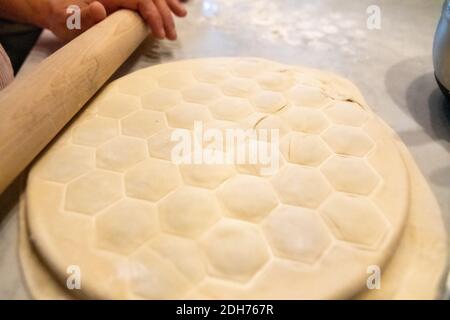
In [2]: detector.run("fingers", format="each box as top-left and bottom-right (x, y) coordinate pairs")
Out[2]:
(88, 0), (188, 41)
(138, 0), (166, 39)
(154, 0), (177, 40)
(167, 0), (187, 17)
(79, 2), (107, 31)
(59, 2), (106, 41)
(88, 2), (108, 23)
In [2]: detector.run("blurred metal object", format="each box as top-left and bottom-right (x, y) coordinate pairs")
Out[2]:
(433, 0), (450, 100)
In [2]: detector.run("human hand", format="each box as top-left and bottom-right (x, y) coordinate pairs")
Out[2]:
(42, 0), (187, 41)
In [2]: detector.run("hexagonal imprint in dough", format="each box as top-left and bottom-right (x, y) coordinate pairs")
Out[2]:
(193, 64), (229, 83)
(96, 137), (147, 172)
(324, 101), (369, 127)
(321, 126), (374, 157)
(217, 175), (279, 222)
(209, 97), (253, 121)
(124, 158), (181, 201)
(280, 133), (331, 166)
(141, 88), (182, 111)
(35, 145), (94, 183)
(321, 156), (380, 195)
(202, 219), (270, 282)
(150, 235), (207, 283)
(158, 187), (221, 238)
(271, 165), (332, 209)
(121, 110), (166, 139)
(263, 206), (332, 264)
(65, 170), (123, 215)
(250, 91), (288, 113)
(221, 78), (259, 97)
(112, 76), (157, 96)
(72, 117), (119, 147)
(129, 248), (190, 299)
(148, 127), (191, 161)
(157, 71), (194, 89)
(280, 107), (330, 134)
(95, 199), (159, 254)
(256, 72), (293, 91)
(166, 103), (212, 129)
(182, 83), (222, 104)
(96, 93), (140, 119)
(180, 163), (236, 189)
(253, 115), (290, 138)
(321, 194), (389, 247)
(287, 84), (330, 108)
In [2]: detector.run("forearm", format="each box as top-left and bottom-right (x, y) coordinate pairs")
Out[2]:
(0, 0), (49, 27)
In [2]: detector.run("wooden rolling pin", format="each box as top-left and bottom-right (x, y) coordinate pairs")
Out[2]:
(0, 10), (148, 193)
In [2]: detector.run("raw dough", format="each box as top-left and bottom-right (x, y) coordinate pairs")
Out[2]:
(18, 133), (448, 299)
(356, 138), (448, 299)
(25, 58), (413, 299)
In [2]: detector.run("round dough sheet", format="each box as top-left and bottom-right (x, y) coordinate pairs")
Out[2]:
(26, 58), (409, 299)
(19, 134), (448, 300)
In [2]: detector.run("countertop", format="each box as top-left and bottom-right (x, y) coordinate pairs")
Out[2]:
(0, 0), (449, 299)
